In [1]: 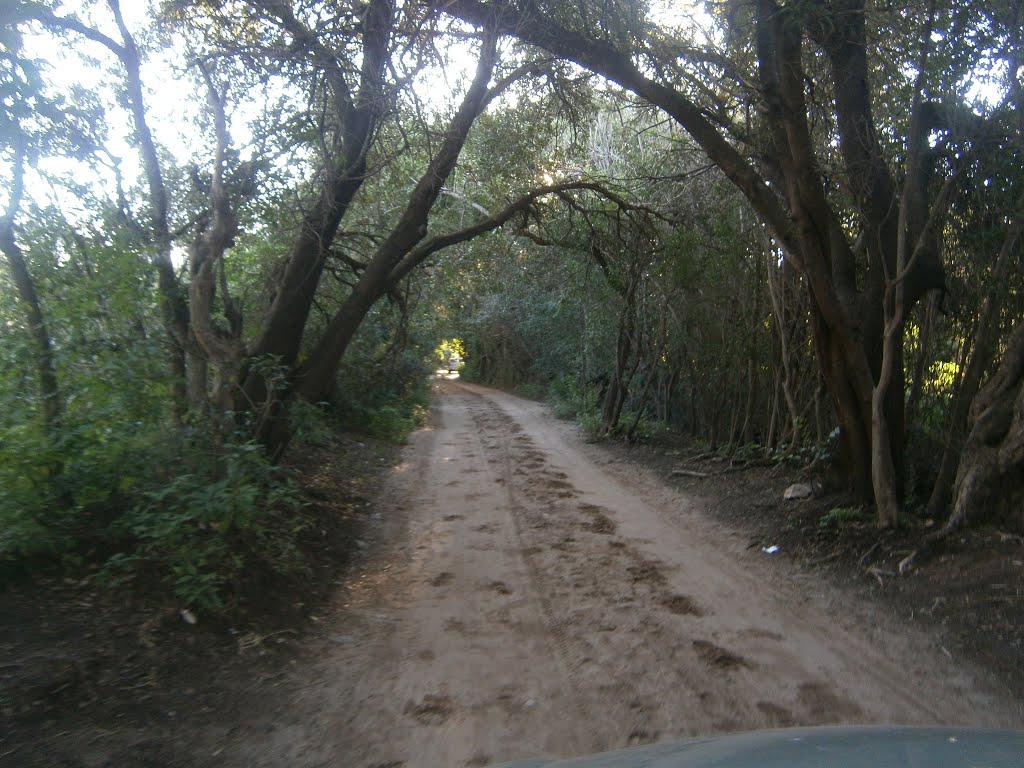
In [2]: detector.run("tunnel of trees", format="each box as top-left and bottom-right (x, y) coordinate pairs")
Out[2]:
(1, 0), (1021, 605)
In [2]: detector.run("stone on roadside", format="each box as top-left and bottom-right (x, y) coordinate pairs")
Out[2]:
(783, 483), (813, 500)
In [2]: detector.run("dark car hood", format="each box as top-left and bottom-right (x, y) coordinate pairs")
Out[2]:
(496, 726), (1024, 768)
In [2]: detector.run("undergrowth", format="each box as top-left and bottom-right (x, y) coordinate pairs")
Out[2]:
(104, 440), (306, 614)
(1, 390), (424, 616)
(334, 347), (432, 444)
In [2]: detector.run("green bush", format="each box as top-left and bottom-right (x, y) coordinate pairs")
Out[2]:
(772, 440), (832, 467)
(290, 399), (337, 447)
(333, 339), (433, 444)
(578, 408), (605, 438)
(514, 382), (548, 401)
(819, 506), (870, 529)
(0, 414), (172, 573)
(621, 412), (670, 443)
(0, 422), (65, 563)
(108, 442), (304, 613)
(0, 319), (175, 577)
(345, 400), (428, 444)
(548, 375), (598, 421)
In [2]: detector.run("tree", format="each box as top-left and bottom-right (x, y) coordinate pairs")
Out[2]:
(0, 15), (102, 463)
(1, 148), (62, 444)
(5, 0), (1021, 566)
(10, 0), (195, 423)
(443, 0), (1018, 526)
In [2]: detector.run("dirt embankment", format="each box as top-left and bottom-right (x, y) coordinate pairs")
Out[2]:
(3, 379), (1021, 767)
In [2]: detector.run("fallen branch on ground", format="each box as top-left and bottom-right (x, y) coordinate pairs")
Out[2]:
(670, 468), (710, 478)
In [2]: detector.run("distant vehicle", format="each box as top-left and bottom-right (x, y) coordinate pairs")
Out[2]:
(447, 355), (462, 373)
(495, 726), (1024, 767)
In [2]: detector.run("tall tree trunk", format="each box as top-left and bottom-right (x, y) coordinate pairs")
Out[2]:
(927, 196), (1024, 519)
(295, 30), (499, 398)
(602, 276), (640, 436)
(187, 64), (246, 436)
(254, 29), (500, 455)
(807, 295), (874, 500)
(1, 154), (62, 439)
(240, 0), (395, 422)
(946, 323), (1024, 529)
(105, 0), (191, 426)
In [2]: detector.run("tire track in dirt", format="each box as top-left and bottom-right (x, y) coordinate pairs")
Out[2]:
(462, 389), (747, 742)
(465, 398), (610, 751)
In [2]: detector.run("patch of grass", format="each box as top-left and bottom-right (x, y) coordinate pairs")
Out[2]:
(819, 505), (870, 529)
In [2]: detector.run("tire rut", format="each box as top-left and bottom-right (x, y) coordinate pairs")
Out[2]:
(460, 383), (720, 746)
(460, 390), (606, 750)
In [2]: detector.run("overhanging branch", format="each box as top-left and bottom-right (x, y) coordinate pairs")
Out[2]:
(383, 179), (650, 290)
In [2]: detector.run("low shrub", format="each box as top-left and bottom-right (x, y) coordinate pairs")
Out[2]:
(106, 441), (305, 613)
(819, 506), (870, 528)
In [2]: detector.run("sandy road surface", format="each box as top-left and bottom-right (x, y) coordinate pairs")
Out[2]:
(224, 379), (1021, 767)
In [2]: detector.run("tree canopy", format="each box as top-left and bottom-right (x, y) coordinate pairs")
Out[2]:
(1, 0), (1021, 603)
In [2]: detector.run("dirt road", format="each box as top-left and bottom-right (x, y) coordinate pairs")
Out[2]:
(223, 380), (1021, 767)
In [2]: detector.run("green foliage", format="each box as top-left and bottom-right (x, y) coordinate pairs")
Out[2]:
(0, 235), (172, 571)
(289, 399), (337, 448)
(347, 402), (429, 444)
(513, 382), (548, 400)
(332, 305), (434, 444)
(504, 361), (668, 446)
(772, 440), (832, 467)
(109, 442), (304, 613)
(0, 480), (61, 565)
(819, 506), (870, 529)
(577, 409), (605, 439)
(0, 172), (308, 606)
(548, 375), (596, 420)
(731, 442), (765, 462)
(434, 338), (465, 372)
(621, 413), (669, 443)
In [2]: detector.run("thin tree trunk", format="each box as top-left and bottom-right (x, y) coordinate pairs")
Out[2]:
(813, 381), (825, 445)
(104, 0), (191, 425)
(1, 153), (62, 438)
(188, 64), (246, 429)
(741, 357), (756, 443)
(870, 5), (944, 528)
(765, 242), (802, 445)
(766, 367), (780, 449)
(602, 268), (642, 436)
(905, 291), (938, 427)
(187, 352), (209, 413)
(625, 365), (656, 442)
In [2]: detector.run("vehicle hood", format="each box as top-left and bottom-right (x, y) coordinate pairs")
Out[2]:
(495, 725), (1024, 768)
